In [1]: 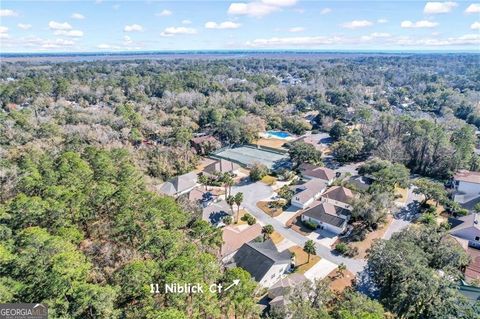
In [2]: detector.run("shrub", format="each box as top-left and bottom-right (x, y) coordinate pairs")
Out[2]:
(250, 163), (269, 181)
(335, 242), (349, 254)
(303, 220), (317, 230)
(223, 215), (233, 225)
(241, 213), (257, 225)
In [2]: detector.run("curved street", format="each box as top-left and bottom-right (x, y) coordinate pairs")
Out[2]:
(231, 181), (367, 274)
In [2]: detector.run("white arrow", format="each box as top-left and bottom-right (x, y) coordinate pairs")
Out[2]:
(223, 279), (240, 292)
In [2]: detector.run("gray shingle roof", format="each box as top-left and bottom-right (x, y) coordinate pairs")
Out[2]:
(232, 240), (291, 281)
(303, 202), (347, 228)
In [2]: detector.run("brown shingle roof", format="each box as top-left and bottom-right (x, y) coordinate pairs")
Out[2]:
(221, 224), (262, 257)
(299, 163), (336, 181)
(321, 186), (354, 204)
(454, 170), (480, 184)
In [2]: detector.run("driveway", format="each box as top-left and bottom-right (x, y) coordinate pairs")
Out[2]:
(383, 186), (421, 240)
(232, 181), (367, 274)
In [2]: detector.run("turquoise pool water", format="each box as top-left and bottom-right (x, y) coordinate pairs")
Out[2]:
(266, 130), (292, 139)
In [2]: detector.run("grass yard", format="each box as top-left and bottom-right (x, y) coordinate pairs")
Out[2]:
(235, 209), (249, 225)
(289, 245), (321, 274)
(257, 200), (284, 217)
(394, 186), (408, 204)
(327, 269), (355, 293)
(286, 212), (313, 236)
(270, 231), (284, 244)
(426, 200), (446, 215)
(347, 214), (393, 259)
(261, 175), (277, 186)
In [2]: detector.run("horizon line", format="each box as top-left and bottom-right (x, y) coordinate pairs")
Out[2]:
(1, 49), (479, 56)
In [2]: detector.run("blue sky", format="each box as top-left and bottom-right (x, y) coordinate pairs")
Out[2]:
(0, 1), (479, 52)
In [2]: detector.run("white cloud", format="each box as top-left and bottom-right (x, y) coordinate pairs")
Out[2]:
(471, 21), (480, 30)
(377, 18), (388, 23)
(261, 0), (297, 6)
(97, 43), (118, 49)
(227, 0), (297, 18)
(54, 30), (84, 37)
(41, 38), (75, 49)
(288, 26), (305, 32)
(245, 33), (480, 48)
(246, 36), (338, 47)
(72, 13), (85, 19)
(341, 20), (373, 29)
(124, 24), (143, 32)
(182, 20), (192, 25)
(0, 26), (9, 34)
(157, 9), (172, 16)
(370, 32), (391, 37)
(465, 3), (480, 13)
(123, 35), (132, 44)
(0, 9), (18, 17)
(48, 21), (72, 31)
(320, 8), (332, 15)
(160, 26), (197, 36)
(401, 20), (438, 28)
(17, 23), (32, 30)
(395, 34), (480, 46)
(205, 21), (241, 29)
(424, 2), (457, 14)
(228, 2), (279, 17)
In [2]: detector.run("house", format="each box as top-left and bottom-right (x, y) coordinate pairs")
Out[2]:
(203, 159), (240, 176)
(202, 200), (231, 226)
(301, 201), (349, 234)
(449, 213), (480, 250)
(453, 170), (480, 209)
(188, 186), (216, 207)
(221, 224), (262, 260)
(267, 273), (307, 309)
(291, 179), (328, 209)
(298, 163), (336, 184)
(321, 186), (354, 210)
(190, 135), (220, 155)
(158, 172), (198, 197)
(230, 239), (292, 288)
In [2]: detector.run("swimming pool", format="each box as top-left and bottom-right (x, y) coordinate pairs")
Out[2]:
(265, 130), (292, 139)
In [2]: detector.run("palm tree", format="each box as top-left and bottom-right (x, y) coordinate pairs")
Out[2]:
(303, 240), (316, 263)
(225, 174), (235, 197)
(221, 173), (234, 197)
(262, 225), (274, 241)
(234, 192), (244, 223)
(226, 195), (236, 220)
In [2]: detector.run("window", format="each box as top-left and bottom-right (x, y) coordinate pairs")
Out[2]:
(475, 236), (479, 241)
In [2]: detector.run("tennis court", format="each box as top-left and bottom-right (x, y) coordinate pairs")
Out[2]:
(213, 145), (290, 170)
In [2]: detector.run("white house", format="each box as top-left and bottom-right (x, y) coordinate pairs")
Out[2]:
(231, 240), (292, 288)
(450, 213), (480, 250)
(291, 179), (328, 209)
(453, 170), (480, 209)
(301, 201), (349, 234)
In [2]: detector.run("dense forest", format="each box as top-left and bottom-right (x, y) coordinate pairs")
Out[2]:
(1, 54), (479, 318)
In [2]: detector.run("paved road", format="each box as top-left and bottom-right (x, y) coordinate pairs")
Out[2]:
(232, 181), (367, 274)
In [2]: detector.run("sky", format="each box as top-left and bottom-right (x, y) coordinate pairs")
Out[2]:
(0, 0), (479, 52)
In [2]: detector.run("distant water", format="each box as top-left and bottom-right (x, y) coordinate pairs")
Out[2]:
(1, 50), (477, 63)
